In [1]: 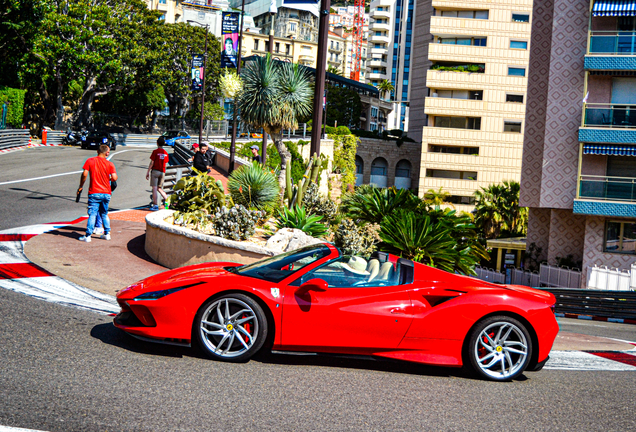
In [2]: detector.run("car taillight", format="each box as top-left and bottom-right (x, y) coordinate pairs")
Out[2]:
(550, 303), (556, 314)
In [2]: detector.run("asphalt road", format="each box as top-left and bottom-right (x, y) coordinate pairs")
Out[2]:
(1, 288), (636, 432)
(0, 145), (156, 230)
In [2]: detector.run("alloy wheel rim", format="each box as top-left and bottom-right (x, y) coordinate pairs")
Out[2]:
(474, 321), (528, 379)
(200, 298), (258, 358)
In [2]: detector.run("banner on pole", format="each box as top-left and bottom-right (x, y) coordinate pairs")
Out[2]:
(221, 12), (240, 68)
(191, 54), (204, 91)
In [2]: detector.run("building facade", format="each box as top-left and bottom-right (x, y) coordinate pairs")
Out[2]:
(367, 0), (417, 131)
(409, 0), (533, 212)
(520, 0), (636, 286)
(144, 0), (184, 23)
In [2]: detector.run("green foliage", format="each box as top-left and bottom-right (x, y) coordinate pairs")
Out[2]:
(211, 205), (264, 241)
(473, 180), (527, 239)
(324, 125), (351, 135)
(333, 218), (378, 257)
(302, 183), (338, 223)
(376, 79), (394, 99)
(284, 153), (327, 208)
(167, 170), (227, 213)
(331, 134), (358, 188)
(228, 163), (280, 211)
(423, 187), (452, 208)
(379, 209), (487, 275)
(275, 205), (328, 238)
(431, 63), (485, 73)
(351, 129), (381, 139)
(0, 87), (27, 127)
(326, 84), (362, 128)
(524, 242), (543, 272)
(204, 102), (226, 121)
(341, 186), (420, 225)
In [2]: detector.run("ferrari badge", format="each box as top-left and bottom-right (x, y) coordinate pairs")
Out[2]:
(271, 288), (280, 298)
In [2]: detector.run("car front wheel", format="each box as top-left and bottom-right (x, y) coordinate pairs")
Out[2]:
(195, 294), (268, 362)
(467, 315), (532, 381)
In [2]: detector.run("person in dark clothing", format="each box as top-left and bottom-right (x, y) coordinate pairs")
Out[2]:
(250, 145), (262, 164)
(193, 143), (214, 173)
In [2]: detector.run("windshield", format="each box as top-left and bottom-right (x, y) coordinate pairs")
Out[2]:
(162, 131), (179, 138)
(229, 244), (332, 283)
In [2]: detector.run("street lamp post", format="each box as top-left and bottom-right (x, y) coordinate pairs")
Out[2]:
(310, 0), (331, 156)
(262, 1), (277, 166)
(187, 20), (210, 148)
(228, 0), (247, 173)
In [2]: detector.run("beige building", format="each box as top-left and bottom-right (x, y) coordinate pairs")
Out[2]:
(240, 30), (318, 67)
(144, 0), (184, 23)
(410, 0), (533, 212)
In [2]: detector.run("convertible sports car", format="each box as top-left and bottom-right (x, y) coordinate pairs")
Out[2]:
(114, 243), (559, 381)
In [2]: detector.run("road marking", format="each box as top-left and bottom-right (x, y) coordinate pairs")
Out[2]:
(0, 149), (139, 186)
(0, 426), (49, 432)
(545, 351), (636, 371)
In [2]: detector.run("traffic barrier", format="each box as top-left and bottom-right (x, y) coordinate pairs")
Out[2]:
(542, 287), (636, 320)
(0, 129), (30, 151)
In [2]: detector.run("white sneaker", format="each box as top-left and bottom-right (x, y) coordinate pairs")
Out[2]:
(100, 234), (111, 241)
(79, 235), (91, 243)
(94, 227), (104, 235)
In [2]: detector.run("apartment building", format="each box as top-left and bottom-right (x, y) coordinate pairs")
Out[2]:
(409, 0), (533, 212)
(367, 0), (416, 131)
(144, 0), (183, 23)
(234, 0), (319, 42)
(241, 31), (318, 67)
(520, 0), (636, 286)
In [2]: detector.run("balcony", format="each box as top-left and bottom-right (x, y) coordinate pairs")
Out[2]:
(368, 34), (390, 44)
(368, 58), (387, 68)
(574, 175), (636, 217)
(370, 22), (390, 32)
(370, 9), (391, 19)
(328, 44), (343, 53)
(580, 103), (636, 144)
(585, 31), (636, 70)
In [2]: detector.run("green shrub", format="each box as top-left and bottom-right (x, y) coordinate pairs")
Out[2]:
(302, 183), (338, 223)
(331, 134), (358, 188)
(336, 125), (351, 135)
(333, 218), (378, 257)
(0, 87), (27, 127)
(212, 205), (264, 241)
(228, 163), (280, 211)
(341, 186), (420, 225)
(167, 170), (227, 213)
(275, 205), (328, 237)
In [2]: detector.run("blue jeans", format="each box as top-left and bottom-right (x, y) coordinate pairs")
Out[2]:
(86, 193), (111, 235)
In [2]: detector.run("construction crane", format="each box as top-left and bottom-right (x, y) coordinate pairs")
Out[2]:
(349, 0), (364, 81)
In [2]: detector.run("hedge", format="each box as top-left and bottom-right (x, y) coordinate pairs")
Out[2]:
(0, 87), (27, 127)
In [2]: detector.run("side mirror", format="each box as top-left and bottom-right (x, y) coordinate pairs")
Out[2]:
(298, 278), (328, 293)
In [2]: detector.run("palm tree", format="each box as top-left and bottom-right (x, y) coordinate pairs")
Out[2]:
(473, 180), (527, 239)
(376, 79), (394, 100)
(237, 55), (314, 190)
(327, 65), (342, 76)
(423, 187), (453, 208)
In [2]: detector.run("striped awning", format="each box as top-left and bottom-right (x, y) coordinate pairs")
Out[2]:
(592, 0), (636, 16)
(583, 144), (636, 155)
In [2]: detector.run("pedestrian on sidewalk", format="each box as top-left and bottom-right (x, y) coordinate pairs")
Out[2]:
(193, 142), (214, 174)
(146, 136), (169, 211)
(77, 144), (118, 242)
(250, 145), (262, 164)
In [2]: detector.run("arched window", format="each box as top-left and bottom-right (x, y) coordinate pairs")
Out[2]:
(370, 157), (388, 176)
(355, 155), (364, 174)
(395, 159), (411, 178)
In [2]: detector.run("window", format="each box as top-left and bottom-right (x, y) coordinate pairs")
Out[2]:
(506, 94), (524, 103)
(275, 42), (280, 53)
(605, 221), (636, 254)
(371, 107), (379, 117)
(159, 0), (167, 3)
(434, 116), (481, 130)
(429, 145), (479, 155)
(438, 37), (487, 46)
(426, 169), (478, 180)
(289, 22), (297, 32)
(438, 9), (489, 19)
(254, 39), (259, 50)
(508, 67), (526, 77)
(510, 40), (528, 49)
(512, 13), (530, 22)
(447, 195), (476, 205)
(286, 44), (290, 55)
(434, 89), (483, 100)
(370, 122), (378, 131)
(504, 121), (522, 132)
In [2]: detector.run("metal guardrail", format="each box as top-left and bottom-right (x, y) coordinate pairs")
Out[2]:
(0, 129), (30, 150)
(164, 164), (191, 195)
(541, 287), (636, 320)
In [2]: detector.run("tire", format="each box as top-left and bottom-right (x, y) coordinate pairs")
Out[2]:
(466, 315), (532, 381)
(195, 293), (268, 363)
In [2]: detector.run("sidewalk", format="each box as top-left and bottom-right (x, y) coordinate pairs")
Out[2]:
(20, 211), (635, 353)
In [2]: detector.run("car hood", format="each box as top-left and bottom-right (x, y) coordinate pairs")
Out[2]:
(117, 262), (241, 297)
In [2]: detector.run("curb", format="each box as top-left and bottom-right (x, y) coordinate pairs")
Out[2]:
(555, 312), (636, 325)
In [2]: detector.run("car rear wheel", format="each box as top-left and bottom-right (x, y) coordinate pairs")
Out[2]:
(467, 316), (532, 381)
(195, 294), (267, 362)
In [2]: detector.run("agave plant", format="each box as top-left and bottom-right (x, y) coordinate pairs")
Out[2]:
(275, 205), (328, 238)
(228, 163), (280, 211)
(341, 186), (420, 224)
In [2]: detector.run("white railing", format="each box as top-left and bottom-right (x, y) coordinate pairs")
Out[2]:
(587, 264), (636, 291)
(473, 267), (505, 284)
(539, 264), (581, 288)
(511, 268), (540, 287)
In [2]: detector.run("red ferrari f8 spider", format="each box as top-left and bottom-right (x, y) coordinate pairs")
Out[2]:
(114, 243), (558, 381)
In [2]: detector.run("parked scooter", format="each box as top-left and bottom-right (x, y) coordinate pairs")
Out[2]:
(62, 129), (87, 146)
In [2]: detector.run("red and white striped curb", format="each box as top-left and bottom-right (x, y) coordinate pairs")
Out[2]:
(0, 218), (118, 314)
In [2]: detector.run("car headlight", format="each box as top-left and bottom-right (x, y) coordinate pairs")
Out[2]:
(132, 282), (203, 301)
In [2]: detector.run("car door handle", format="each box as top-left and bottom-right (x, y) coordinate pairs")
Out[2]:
(390, 307), (406, 314)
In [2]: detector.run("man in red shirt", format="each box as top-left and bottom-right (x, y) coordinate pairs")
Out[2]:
(146, 136), (169, 211)
(77, 145), (118, 242)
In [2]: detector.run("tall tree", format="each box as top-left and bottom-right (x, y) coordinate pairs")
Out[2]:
(473, 180), (527, 239)
(326, 83), (361, 128)
(376, 79), (394, 100)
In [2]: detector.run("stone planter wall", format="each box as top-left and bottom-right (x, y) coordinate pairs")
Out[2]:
(145, 210), (275, 269)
